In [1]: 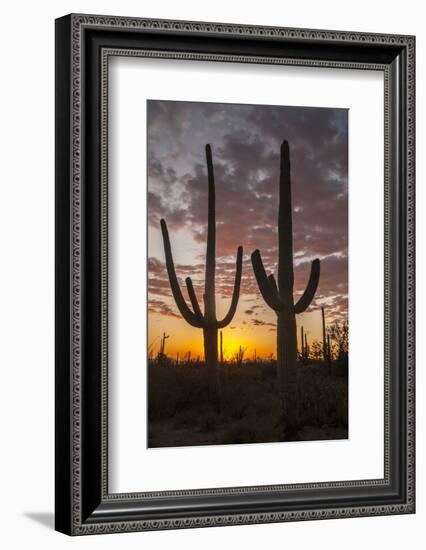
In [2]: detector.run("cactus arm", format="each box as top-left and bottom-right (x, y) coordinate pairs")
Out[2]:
(160, 219), (203, 328)
(185, 277), (204, 323)
(216, 246), (243, 329)
(294, 258), (321, 314)
(251, 250), (283, 311)
(268, 273), (279, 295)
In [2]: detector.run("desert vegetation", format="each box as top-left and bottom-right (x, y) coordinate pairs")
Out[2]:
(148, 330), (348, 447)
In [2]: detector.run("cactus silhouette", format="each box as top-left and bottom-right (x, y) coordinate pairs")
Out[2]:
(160, 144), (243, 392)
(305, 333), (309, 360)
(300, 325), (309, 364)
(321, 306), (332, 374)
(157, 331), (169, 365)
(251, 140), (320, 433)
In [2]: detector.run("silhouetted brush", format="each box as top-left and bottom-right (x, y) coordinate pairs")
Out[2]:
(251, 140), (320, 435)
(161, 144), (243, 398)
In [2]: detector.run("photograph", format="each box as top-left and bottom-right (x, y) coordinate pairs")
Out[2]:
(52, 10), (414, 537)
(147, 99), (349, 448)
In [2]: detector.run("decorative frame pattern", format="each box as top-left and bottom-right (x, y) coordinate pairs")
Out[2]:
(55, 14), (415, 535)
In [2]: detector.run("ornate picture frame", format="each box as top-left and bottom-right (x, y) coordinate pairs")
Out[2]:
(55, 14), (415, 535)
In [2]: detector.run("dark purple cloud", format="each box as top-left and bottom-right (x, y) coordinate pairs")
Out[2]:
(251, 319), (277, 328)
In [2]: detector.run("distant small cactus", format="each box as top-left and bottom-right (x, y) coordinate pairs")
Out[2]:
(322, 306), (332, 374)
(157, 332), (169, 365)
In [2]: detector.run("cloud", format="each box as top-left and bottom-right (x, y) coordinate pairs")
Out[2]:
(147, 100), (348, 322)
(251, 319), (276, 328)
(148, 298), (181, 319)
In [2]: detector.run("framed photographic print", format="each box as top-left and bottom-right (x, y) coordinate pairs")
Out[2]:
(55, 14), (415, 535)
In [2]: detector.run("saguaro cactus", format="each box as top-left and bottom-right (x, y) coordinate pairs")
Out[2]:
(220, 331), (224, 365)
(161, 144), (243, 387)
(157, 332), (169, 365)
(305, 333), (309, 360)
(160, 332), (169, 356)
(322, 306), (332, 374)
(321, 306), (327, 362)
(251, 140), (320, 433)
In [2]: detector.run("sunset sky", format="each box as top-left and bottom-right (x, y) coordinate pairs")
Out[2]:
(147, 100), (348, 361)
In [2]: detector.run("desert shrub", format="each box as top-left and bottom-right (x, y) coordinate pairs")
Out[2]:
(222, 420), (259, 444)
(148, 364), (210, 421)
(296, 365), (348, 428)
(148, 360), (348, 446)
(172, 408), (198, 430)
(259, 362), (277, 381)
(198, 411), (221, 432)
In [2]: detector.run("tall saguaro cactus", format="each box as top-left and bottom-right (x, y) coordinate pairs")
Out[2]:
(160, 144), (243, 385)
(251, 140), (320, 433)
(321, 306), (327, 362)
(321, 306), (332, 374)
(220, 331), (224, 365)
(305, 333), (309, 360)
